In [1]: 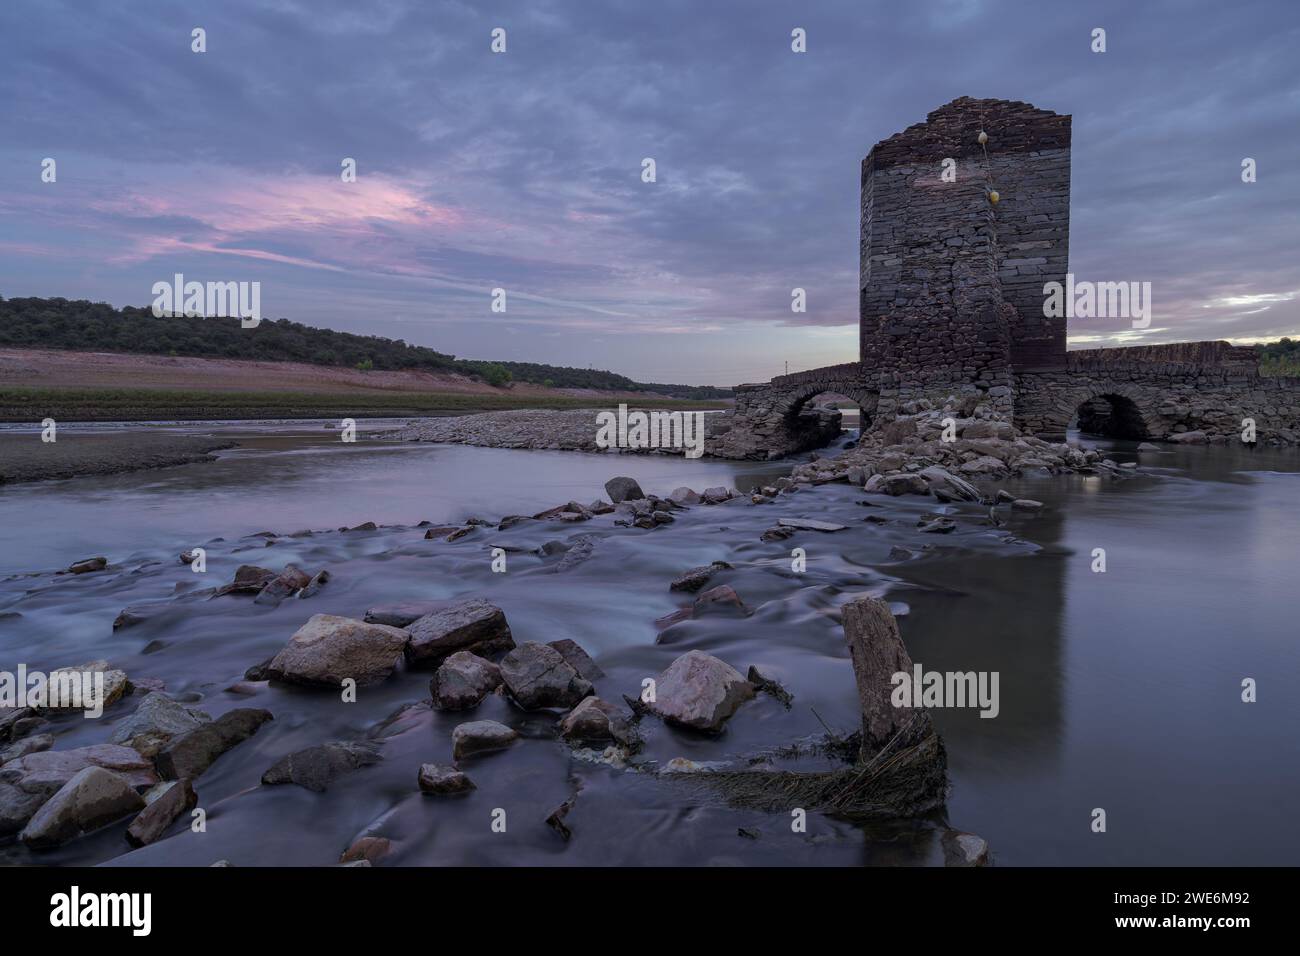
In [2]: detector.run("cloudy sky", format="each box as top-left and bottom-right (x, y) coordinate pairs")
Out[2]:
(1, 0), (1296, 384)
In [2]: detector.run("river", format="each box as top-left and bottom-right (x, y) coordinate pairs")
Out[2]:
(1, 422), (1296, 866)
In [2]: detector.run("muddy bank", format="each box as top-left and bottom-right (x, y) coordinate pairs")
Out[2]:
(0, 433), (237, 485)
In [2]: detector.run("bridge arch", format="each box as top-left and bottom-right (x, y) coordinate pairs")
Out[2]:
(779, 380), (880, 425)
(1054, 382), (1164, 440)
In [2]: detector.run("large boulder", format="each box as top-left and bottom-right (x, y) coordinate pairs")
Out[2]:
(155, 708), (273, 781)
(647, 650), (754, 733)
(125, 779), (198, 847)
(499, 642), (593, 709)
(261, 741), (382, 792)
(19, 767), (145, 847)
(405, 599), (514, 665)
(266, 614), (410, 686)
(0, 745), (156, 835)
(429, 652), (502, 711)
(604, 476), (645, 503)
(109, 693), (211, 758)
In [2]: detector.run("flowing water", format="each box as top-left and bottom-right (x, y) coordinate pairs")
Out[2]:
(1, 423), (1297, 866)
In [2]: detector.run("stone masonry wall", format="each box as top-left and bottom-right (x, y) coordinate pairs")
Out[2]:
(861, 97), (1071, 381)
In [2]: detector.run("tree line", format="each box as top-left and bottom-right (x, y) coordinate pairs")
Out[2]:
(0, 297), (730, 398)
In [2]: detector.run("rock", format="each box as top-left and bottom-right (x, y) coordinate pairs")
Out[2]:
(0, 733), (53, 765)
(499, 643), (593, 709)
(701, 486), (732, 503)
(669, 487), (701, 505)
(429, 652), (502, 711)
(10, 717), (48, 739)
(19, 767), (145, 847)
(942, 830), (990, 867)
(498, 515), (536, 530)
(919, 466), (982, 501)
(112, 603), (172, 630)
(0, 707), (35, 743)
(553, 536), (597, 572)
(155, 708), (273, 781)
(266, 614), (410, 686)
(42, 661), (128, 713)
(654, 606), (692, 631)
(995, 489), (1016, 503)
(746, 666), (793, 708)
(109, 693), (211, 757)
(406, 598), (514, 665)
(777, 517), (848, 532)
(760, 525), (796, 542)
(917, 517), (957, 534)
(125, 779), (197, 847)
(1010, 499), (1044, 512)
(297, 569), (331, 599)
(66, 556), (107, 574)
(669, 561), (732, 593)
(1167, 430), (1208, 444)
(647, 650), (754, 733)
(546, 797), (575, 841)
(363, 601), (445, 628)
(0, 744), (156, 835)
(559, 697), (628, 743)
(341, 836), (392, 864)
(424, 525), (473, 541)
(547, 639), (605, 680)
(347, 522), (378, 532)
(587, 499), (615, 515)
(888, 546), (913, 560)
(1137, 442), (1161, 451)
(604, 476), (645, 503)
(958, 456), (1005, 476)
(261, 741), (382, 792)
(693, 585), (749, 616)
(180, 550), (200, 565)
(213, 564), (277, 597)
(417, 763), (475, 796)
(879, 474), (931, 496)
(254, 565), (313, 605)
(451, 720), (518, 760)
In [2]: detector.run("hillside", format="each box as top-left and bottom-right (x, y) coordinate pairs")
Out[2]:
(0, 296), (730, 399)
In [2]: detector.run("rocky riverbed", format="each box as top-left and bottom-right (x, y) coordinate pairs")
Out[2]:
(0, 454), (1069, 867)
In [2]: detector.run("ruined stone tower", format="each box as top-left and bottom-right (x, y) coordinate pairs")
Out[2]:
(709, 96), (1299, 459)
(859, 97), (1072, 416)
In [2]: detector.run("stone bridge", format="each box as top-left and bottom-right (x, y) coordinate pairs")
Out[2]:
(711, 97), (1300, 459)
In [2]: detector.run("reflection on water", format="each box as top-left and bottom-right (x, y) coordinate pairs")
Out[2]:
(0, 428), (1297, 866)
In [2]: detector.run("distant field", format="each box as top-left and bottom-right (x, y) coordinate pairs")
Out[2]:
(0, 385), (724, 422)
(0, 347), (728, 421)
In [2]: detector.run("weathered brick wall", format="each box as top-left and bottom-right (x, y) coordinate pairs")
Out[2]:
(860, 97), (1071, 380)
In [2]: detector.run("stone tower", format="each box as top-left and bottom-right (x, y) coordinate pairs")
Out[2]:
(859, 97), (1072, 417)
